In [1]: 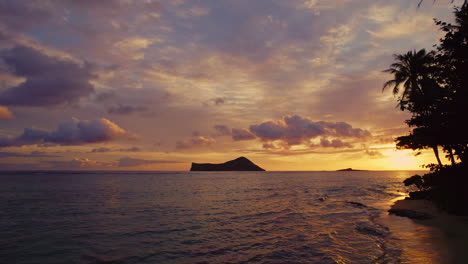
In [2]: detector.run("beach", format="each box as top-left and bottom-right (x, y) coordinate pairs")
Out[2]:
(385, 199), (468, 264)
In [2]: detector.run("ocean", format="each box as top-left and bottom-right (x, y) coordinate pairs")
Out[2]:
(0, 171), (448, 263)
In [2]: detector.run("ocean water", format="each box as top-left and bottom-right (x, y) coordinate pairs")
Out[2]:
(0, 171), (446, 264)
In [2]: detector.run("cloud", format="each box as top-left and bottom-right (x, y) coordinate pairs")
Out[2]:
(120, 146), (141, 152)
(213, 125), (231, 136)
(213, 97), (225, 105)
(0, 151), (59, 158)
(90, 147), (112, 153)
(176, 6), (210, 18)
(113, 37), (158, 60)
(262, 143), (276, 149)
(0, 1), (53, 31)
(46, 158), (113, 170)
(90, 146), (141, 152)
(0, 118), (127, 147)
(96, 88), (172, 117)
(0, 106), (13, 119)
(365, 149), (385, 158)
(241, 147), (365, 156)
(366, 6), (436, 40)
(107, 104), (148, 115)
(300, 0), (352, 15)
(114, 37), (155, 51)
(320, 138), (352, 148)
(118, 157), (178, 167)
(362, 144), (387, 158)
(231, 128), (256, 141)
(176, 135), (215, 150)
(0, 163), (40, 170)
(249, 115), (370, 146)
(0, 45), (95, 106)
(2, 155), (178, 170)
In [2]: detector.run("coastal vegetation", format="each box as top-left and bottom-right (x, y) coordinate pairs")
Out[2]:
(384, 2), (468, 215)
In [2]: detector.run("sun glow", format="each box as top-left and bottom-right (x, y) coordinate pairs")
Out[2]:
(385, 149), (422, 170)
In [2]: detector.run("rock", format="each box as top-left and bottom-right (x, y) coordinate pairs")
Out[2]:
(347, 201), (367, 208)
(190, 157), (265, 171)
(407, 190), (432, 200)
(389, 199), (438, 220)
(388, 208), (433, 220)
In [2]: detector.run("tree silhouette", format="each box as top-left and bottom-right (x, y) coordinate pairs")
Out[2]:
(390, 0), (468, 216)
(418, 0), (465, 8)
(383, 50), (445, 165)
(384, 1), (468, 165)
(382, 49), (436, 111)
(434, 1), (468, 163)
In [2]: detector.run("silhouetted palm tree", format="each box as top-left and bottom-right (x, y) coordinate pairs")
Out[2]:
(383, 49), (444, 166)
(382, 49), (435, 111)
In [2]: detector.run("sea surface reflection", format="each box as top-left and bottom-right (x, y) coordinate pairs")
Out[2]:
(1, 170), (451, 263)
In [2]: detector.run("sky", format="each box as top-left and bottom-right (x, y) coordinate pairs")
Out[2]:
(0, 0), (462, 171)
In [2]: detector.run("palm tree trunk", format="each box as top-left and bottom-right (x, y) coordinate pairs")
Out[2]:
(448, 146), (456, 165)
(432, 145), (443, 166)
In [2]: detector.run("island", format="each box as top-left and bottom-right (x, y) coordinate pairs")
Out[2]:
(190, 157), (265, 171)
(337, 168), (367, 171)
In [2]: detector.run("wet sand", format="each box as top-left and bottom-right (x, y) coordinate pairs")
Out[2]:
(386, 199), (468, 264)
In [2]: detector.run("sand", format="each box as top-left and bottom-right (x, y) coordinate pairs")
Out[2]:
(388, 199), (468, 264)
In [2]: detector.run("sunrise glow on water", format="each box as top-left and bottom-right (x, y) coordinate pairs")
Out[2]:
(2, 170), (444, 264)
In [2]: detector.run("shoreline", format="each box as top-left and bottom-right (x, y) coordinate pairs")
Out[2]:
(387, 198), (468, 263)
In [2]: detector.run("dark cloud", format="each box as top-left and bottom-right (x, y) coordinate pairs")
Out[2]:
(60, 0), (124, 9)
(262, 143), (276, 149)
(231, 128), (256, 141)
(213, 97), (225, 105)
(90, 146), (141, 152)
(249, 115), (371, 146)
(118, 157), (178, 167)
(0, 45), (95, 106)
(213, 125), (231, 136)
(107, 104), (148, 115)
(0, 162), (42, 170)
(97, 88), (172, 117)
(362, 145), (387, 158)
(240, 148), (365, 156)
(90, 147), (112, 153)
(365, 149), (385, 158)
(121, 146), (141, 152)
(0, 1), (52, 30)
(0, 151), (59, 158)
(325, 121), (371, 138)
(95, 91), (117, 102)
(0, 118), (126, 147)
(320, 138), (352, 148)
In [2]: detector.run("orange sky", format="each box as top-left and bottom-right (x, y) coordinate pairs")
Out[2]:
(0, 0), (462, 170)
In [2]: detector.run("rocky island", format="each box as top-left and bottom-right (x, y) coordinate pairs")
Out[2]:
(190, 157), (265, 171)
(337, 168), (367, 171)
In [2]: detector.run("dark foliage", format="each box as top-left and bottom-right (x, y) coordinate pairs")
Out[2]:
(405, 164), (468, 215)
(384, 2), (468, 215)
